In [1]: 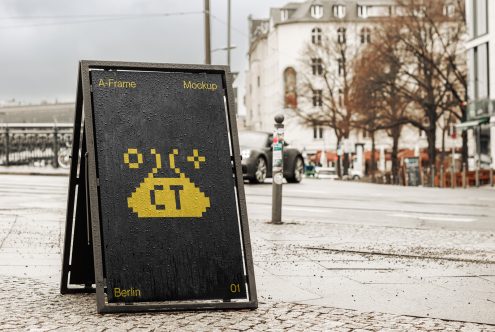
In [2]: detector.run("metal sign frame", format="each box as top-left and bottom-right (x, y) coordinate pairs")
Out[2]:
(61, 60), (257, 313)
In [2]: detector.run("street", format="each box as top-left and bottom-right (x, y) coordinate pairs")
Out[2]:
(0, 174), (494, 330)
(246, 179), (495, 232)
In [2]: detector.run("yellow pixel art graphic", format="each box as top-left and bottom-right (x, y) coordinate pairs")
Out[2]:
(124, 147), (210, 218)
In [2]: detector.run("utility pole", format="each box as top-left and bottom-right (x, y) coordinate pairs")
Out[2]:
(204, 0), (211, 64)
(227, 0), (231, 68)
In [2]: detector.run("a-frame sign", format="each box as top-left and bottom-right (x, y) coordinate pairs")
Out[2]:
(60, 61), (257, 313)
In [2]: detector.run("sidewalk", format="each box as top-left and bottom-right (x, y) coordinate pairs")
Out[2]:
(0, 176), (494, 330)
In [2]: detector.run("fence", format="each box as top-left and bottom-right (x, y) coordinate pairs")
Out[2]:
(0, 124), (73, 168)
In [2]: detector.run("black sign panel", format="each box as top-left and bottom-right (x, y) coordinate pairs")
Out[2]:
(91, 69), (246, 303)
(60, 61), (257, 313)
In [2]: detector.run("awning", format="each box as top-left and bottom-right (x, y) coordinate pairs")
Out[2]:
(455, 118), (489, 130)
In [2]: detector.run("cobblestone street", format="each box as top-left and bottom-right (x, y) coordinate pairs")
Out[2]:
(0, 175), (494, 330)
(1, 275), (493, 331)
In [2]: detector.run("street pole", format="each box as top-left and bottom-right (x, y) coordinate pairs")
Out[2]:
(227, 0), (231, 68)
(451, 146), (455, 188)
(431, 164), (435, 187)
(4, 126), (9, 166)
(204, 0), (211, 65)
(490, 157), (494, 187)
(271, 114), (284, 224)
(476, 126), (480, 188)
(440, 165), (444, 188)
(53, 125), (59, 168)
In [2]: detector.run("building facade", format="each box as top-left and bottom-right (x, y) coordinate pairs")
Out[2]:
(244, 0), (464, 169)
(464, 0), (494, 169)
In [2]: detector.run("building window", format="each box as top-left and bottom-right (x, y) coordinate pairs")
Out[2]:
(313, 89), (322, 107)
(368, 6), (391, 17)
(311, 58), (323, 76)
(337, 27), (346, 44)
(311, 27), (322, 45)
(280, 9), (289, 21)
(360, 27), (371, 44)
(472, 0), (488, 37)
(468, 43), (489, 100)
(333, 5), (346, 18)
(338, 88), (344, 107)
(468, 0), (488, 38)
(443, 3), (455, 17)
(311, 5), (323, 19)
(257, 76), (260, 87)
(283, 67), (298, 109)
(413, 6), (427, 17)
(337, 59), (344, 77)
(476, 43), (489, 99)
(357, 5), (367, 18)
(313, 125), (324, 139)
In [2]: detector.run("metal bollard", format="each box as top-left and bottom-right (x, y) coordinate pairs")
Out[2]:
(53, 125), (59, 168)
(451, 163), (455, 189)
(440, 165), (444, 188)
(475, 160), (480, 188)
(491, 157), (494, 187)
(431, 165), (435, 187)
(462, 162), (467, 188)
(4, 126), (10, 166)
(271, 114), (284, 224)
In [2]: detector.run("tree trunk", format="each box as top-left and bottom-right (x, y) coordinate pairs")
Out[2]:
(343, 152), (350, 177)
(342, 134), (350, 177)
(461, 129), (468, 167)
(441, 128), (446, 171)
(427, 126), (437, 186)
(391, 127), (400, 185)
(371, 131), (376, 183)
(336, 138), (342, 178)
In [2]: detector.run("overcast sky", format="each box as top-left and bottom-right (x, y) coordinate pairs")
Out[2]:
(0, 0), (290, 109)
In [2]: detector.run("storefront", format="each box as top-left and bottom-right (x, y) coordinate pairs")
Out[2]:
(456, 99), (494, 170)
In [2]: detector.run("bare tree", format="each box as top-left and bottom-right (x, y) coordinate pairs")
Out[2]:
(349, 66), (381, 182)
(293, 28), (357, 177)
(351, 28), (411, 184)
(387, 0), (467, 175)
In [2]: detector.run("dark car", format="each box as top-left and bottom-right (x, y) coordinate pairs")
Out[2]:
(239, 131), (304, 184)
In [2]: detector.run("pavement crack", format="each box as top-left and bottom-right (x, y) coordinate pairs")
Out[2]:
(0, 215), (18, 249)
(325, 268), (397, 271)
(301, 246), (495, 265)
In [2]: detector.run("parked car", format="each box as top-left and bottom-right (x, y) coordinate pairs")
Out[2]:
(348, 167), (362, 180)
(315, 166), (339, 180)
(239, 131), (304, 184)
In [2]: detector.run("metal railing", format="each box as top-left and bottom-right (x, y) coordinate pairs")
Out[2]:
(0, 123), (73, 168)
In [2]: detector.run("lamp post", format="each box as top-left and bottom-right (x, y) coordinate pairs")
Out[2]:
(204, 0), (211, 64)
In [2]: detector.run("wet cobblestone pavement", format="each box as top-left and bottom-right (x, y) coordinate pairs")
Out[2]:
(1, 275), (494, 331)
(1, 175), (495, 330)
